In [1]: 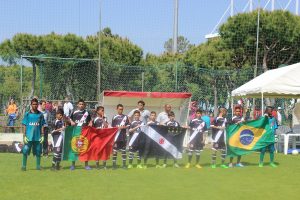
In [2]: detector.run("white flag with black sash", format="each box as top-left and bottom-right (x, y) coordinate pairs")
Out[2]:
(142, 125), (186, 159)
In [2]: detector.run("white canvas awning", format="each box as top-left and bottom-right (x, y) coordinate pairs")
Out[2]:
(232, 62), (300, 98)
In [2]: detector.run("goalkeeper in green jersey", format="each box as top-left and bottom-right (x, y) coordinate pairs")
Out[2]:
(21, 98), (45, 171)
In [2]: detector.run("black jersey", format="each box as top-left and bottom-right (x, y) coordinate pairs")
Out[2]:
(92, 116), (108, 128)
(147, 121), (160, 125)
(231, 115), (244, 124)
(70, 109), (91, 127)
(52, 119), (64, 135)
(130, 120), (143, 133)
(211, 117), (227, 135)
(165, 120), (180, 127)
(112, 114), (130, 136)
(189, 118), (206, 133)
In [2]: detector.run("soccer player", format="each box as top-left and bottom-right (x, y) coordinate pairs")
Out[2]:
(128, 110), (143, 169)
(51, 109), (65, 170)
(163, 111), (180, 168)
(128, 100), (150, 124)
(69, 99), (92, 170)
(40, 100), (50, 157)
(145, 111), (160, 168)
(21, 98), (45, 171)
(259, 106), (278, 168)
(111, 104), (130, 169)
(210, 107), (228, 169)
(185, 109), (206, 169)
(229, 106), (245, 168)
(91, 106), (109, 169)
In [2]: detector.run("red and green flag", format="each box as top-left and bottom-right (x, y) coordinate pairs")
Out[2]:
(63, 126), (118, 161)
(226, 117), (274, 157)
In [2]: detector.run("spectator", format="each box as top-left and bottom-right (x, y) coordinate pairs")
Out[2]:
(6, 99), (18, 132)
(63, 97), (73, 118)
(277, 107), (282, 126)
(189, 101), (198, 120)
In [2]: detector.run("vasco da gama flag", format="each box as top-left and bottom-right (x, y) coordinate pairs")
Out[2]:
(63, 126), (118, 161)
(142, 125), (186, 159)
(226, 116), (274, 157)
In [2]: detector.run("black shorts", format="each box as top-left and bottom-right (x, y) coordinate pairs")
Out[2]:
(113, 141), (126, 150)
(189, 133), (204, 150)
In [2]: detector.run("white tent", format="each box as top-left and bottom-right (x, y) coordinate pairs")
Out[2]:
(99, 91), (192, 125)
(231, 62), (300, 99)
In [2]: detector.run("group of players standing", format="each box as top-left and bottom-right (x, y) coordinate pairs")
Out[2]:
(20, 98), (277, 171)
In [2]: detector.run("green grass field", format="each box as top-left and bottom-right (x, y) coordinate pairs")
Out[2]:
(0, 151), (299, 200)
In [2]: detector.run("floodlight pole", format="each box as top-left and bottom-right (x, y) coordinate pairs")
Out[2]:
(98, 0), (102, 102)
(249, 0), (253, 12)
(173, 0), (178, 54)
(271, 0), (275, 11)
(296, 0), (299, 15)
(254, 0), (260, 78)
(230, 0), (234, 17)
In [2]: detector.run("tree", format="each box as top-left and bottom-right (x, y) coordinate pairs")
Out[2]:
(164, 36), (193, 54)
(219, 10), (300, 72)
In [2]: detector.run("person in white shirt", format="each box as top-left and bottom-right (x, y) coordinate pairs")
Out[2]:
(128, 100), (150, 124)
(277, 107), (282, 126)
(157, 104), (172, 125)
(63, 97), (73, 118)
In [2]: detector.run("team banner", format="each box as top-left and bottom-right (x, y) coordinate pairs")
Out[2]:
(142, 125), (186, 159)
(63, 126), (118, 161)
(226, 117), (274, 157)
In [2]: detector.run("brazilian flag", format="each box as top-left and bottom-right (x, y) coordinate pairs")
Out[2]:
(226, 116), (274, 157)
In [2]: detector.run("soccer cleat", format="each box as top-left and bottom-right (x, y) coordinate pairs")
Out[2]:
(258, 163), (264, 168)
(155, 165), (162, 169)
(195, 164), (202, 169)
(174, 163), (180, 168)
(270, 162), (277, 168)
(235, 163), (244, 167)
(228, 163), (234, 168)
(185, 163), (191, 169)
(220, 164), (229, 169)
(211, 164), (216, 169)
(85, 166), (92, 170)
(21, 166), (26, 171)
(70, 165), (75, 171)
(136, 164), (143, 169)
(162, 164), (167, 168)
(127, 164), (133, 169)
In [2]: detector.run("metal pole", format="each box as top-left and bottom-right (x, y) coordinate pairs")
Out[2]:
(271, 0), (275, 11)
(20, 56), (23, 106)
(173, 0), (178, 54)
(296, 0), (299, 15)
(39, 64), (43, 98)
(254, 1), (260, 78)
(249, 0), (253, 12)
(142, 72), (144, 92)
(175, 62), (178, 91)
(97, 0), (102, 102)
(230, 0), (234, 17)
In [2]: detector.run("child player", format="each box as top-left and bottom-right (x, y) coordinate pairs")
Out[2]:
(111, 104), (130, 169)
(91, 106), (109, 169)
(229, 106), (245, 168)
(69, 99), (92, 170)
(163, 111), (180, 168)
(21, 98), (45, 171)
(128, 110), (144, 169)
(185, 109), (206, 169)
(259, 106), (278, 168)
(51, 109), (65, 170)
(210, 107), (228, 169)
(144, 111), (160, 168)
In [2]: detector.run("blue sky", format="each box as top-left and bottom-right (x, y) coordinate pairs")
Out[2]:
(0, 0), (297, 55)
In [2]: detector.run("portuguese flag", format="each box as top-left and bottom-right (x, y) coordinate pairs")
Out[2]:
(63, 126), (118, 161)
(226, 116), (274, 157)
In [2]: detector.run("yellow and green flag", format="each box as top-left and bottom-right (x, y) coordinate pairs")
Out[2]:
(226, 116), (274, 157)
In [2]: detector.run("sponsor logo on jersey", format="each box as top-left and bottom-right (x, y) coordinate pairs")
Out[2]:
(29, 122), (40, 126)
